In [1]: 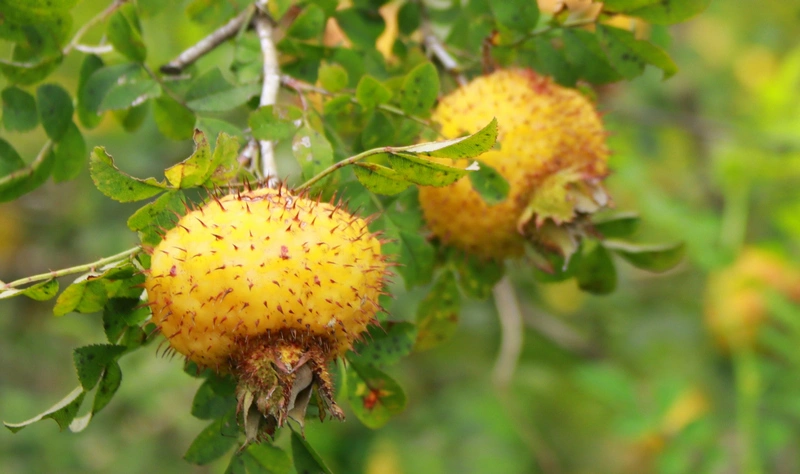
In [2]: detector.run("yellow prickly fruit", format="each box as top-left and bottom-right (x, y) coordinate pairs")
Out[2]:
(419, 69), (610, 261)
(145, 186), (388, 437)
(704, 248), (800, 352)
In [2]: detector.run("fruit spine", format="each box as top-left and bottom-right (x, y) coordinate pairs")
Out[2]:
(144, 185), (389, 439)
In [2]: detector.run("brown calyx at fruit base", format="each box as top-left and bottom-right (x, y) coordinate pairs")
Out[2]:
(231, 329), (346, 442)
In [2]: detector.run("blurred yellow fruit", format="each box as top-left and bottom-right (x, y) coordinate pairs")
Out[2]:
(419, 69), (610, 261)
(704, 248), (800, 351)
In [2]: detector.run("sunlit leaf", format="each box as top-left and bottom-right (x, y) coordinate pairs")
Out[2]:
(353, 161), (412, 195)
(249, 106), (298, 142)
(0, 278), (58, 301)
(164, 130), (212, 188)
(292, 124), (334, 181)
(127, 190), (186, 246)
(403, 118), (498, 159)
(600, 25), (677, 79)
(603, 0), (711, 24)
(388, 152), (469, 186)
(90, 147), (167, 202)
(4, 386), (85, 433)
(153, 95), (196, 140)
(318, 62), (349, 93)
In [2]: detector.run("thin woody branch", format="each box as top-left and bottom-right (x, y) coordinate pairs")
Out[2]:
(254, 2), (281, 188)
(160, 7), (254, 75)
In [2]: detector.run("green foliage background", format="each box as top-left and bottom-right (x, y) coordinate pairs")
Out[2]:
(2, 0), (800, 473)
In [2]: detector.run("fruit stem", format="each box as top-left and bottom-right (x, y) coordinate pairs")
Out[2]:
(1, 246), (141, 290)
(492, 276), (524, 389)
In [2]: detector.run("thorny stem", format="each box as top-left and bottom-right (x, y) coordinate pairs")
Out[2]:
(160, 6), (255, 74)
(0, 141), (53, 188)
(295, 147), (390, 192)
(254, 1), (281, 188)
(491, 276), (524, 389)
(1, 247), (141, 290)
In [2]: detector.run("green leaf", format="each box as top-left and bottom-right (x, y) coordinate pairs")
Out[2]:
(107, 7), (146, 62)
(4, 386), (85, 433)
(98, 78), (160, 112)
(54, 279), (109, 316)
(2, 86), (38, 131)
(196, 118), (244, 143)
(185, 68), (260, 112)
(490, 0), (539, 32)
(415, 270), (461, 351)
(592, 212), (640, 239)
(356, 75), (392, 109)
(91, 361), (122, 414)
(533, 37), (577, 86)
(227, 444), (293, 474)
(165, 130), (212, 188)
(0, 278), (58, 301)
(113, 101), (148, 132)
(153, 95), (196, 140)
(353, 161), (412, 195)
(287, 4), (326, 40)
(345, 359), (407, 429)
(80, 62), (141, 118)
(36, 83), (73, 140)
(350, 322), (417, 367)
(249, 106), (298, 142)
(600, 26), (678, 79)
(562, 29), (622, 84)
(292, 125), (334, 181)
(205, 132), (241, 184)
(397, 1), (421, 35)
(404, 118), (498, 159)
(379, 218), (434, 288)
(576, 243), (617, 295)
(398, 62), (438, 117)
(184, 412), (238, 465)
(76, 55), (105, 128)
(73, 344), (127, 390)
(361, 111), (395, 149)
(0, 48), (63, 86)
(387, 152), (469, 186)
(603, 0), (711, 24)
(605, 240), (685, 273)
(0, 138), (24, 176)
(453, 253), (504, 299)
(335, 7), (386, 49)
(318, 62), (349, 93)
(127, 190), (186, 246)
(102, 297), (138, 342)
(468, 160), (509, 205)
(90, 147), (167, 202)
(0, 140), (56, 202)
(52, 121), (87, 182)
(192, 378), (237, 420)
(291, 430), (334, 474)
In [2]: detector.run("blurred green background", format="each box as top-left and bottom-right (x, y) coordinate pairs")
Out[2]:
(3, 1), (800, 473)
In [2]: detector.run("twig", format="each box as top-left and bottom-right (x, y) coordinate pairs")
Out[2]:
(73, 44), (114, 54)
(254, 4), (281, 188)
(160, 6), (255, 74)
(0, 140), (53, 188)
(2, 247), (141, 291)
(63, 0), (127, 55)
(491, 276), (524, 388)
(423, 33), (467, 86)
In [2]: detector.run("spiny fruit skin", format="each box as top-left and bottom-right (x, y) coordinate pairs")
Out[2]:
(144, 186), (388, 435)
(418, 68), (610, 261)
(704, 248), (800, 352)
